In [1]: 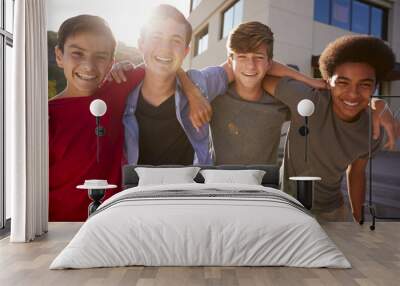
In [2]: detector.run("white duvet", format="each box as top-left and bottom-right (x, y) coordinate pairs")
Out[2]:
(50, 183), (351, 269)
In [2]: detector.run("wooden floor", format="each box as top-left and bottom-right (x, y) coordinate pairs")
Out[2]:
(0, 221), (399, 286)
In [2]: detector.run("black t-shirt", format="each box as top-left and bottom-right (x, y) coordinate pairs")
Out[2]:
(136, 92), (194, 165)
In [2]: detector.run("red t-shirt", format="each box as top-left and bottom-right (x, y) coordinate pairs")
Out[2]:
(49, 69), (145, 221)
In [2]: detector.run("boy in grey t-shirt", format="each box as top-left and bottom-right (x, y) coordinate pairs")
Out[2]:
(211, 22), (291, 165)
(263, 35), (396, 223)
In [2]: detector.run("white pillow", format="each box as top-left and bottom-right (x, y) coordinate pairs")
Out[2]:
(200, 169), (266, 185)
(135, 167), (200, 186)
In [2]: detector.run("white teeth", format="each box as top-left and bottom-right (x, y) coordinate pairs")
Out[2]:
(343, 101), (358, 107)
(76, 73), (96, 80)
(243, 72), (257, 76)
(155, 56), (172, 62)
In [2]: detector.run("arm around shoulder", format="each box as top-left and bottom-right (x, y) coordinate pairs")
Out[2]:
(262, 75), (281, 96)
(125, 65), (145, 88)
(267, 61), (327, 90)
(346, 158), (369, 223)
(177, 68), (212, 130)
(201, 65), (229, 98)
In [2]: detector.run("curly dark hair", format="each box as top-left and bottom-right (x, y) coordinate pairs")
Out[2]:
(319, 35), (395, 82)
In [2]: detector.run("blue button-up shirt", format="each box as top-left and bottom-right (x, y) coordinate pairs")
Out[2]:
(123, 66), (228, 165)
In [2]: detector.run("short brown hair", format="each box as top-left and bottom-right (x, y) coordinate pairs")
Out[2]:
(319, 35), (395, 82)
(57, 14), (117, 55)
(227, 21), (274, 59)
(140, 4), (192, 47)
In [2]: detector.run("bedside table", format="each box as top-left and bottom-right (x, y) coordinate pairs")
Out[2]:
(77, 180), (117, 216)
(289, 176), (321, 210)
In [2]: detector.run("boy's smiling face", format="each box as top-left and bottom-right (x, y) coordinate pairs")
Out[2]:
(328, 62), (376, 121)
(229, 44), (272, 91)
(55, 32), (114, 97)
(138, 18), (189, 77)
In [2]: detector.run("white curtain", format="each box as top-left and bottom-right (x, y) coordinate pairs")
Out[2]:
(7, 0), (49, 242)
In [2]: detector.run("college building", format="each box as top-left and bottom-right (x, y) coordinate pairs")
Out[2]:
(185, 0), (400, 113)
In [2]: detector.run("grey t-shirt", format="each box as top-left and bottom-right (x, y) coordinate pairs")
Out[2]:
(211, 84), (289, 164)
(275, 77), (381, 211)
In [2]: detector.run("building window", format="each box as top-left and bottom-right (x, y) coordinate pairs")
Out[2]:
(313, 0), (388, 40)
(221, 0), (243, 39)
(1, 0), (14, 230)
(194, 26), (208, 56)
(371, 6), (384, 38)
(190, 0), (202, 11)
(331, 0), (350, 30)
(314, 0), (330, 24)
(352, 1), (369, 34)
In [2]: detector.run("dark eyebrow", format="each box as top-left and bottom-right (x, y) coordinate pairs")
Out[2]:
(67, 44), (85, 51)
(359, 78), (375, 83)
(67, 44), (110, 56)
(336, 76), (374, 83)
(95, 51), (111, 56)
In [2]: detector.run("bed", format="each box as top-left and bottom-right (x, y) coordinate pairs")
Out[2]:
(50, 165), (351, 269)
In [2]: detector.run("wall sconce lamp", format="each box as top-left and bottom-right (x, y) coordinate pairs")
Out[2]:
(89, 99), (107, 163)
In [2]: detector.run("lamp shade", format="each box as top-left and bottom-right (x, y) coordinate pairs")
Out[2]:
(90, 99), (107, 117)
(297, 99), (315, 117)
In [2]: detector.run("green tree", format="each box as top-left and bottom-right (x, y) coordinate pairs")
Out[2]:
(48, 31), (66, 96)
(48, 80), (57, 99)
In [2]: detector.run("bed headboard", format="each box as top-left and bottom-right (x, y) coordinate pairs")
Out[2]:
(122, 164), (280, 189)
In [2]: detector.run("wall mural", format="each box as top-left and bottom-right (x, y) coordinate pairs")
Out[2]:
(47, 1), (400, 225)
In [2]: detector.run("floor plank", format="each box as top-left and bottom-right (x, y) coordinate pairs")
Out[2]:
(0, 222), (399, 286)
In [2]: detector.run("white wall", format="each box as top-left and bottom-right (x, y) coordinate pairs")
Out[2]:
(185, 0), (233, 69)
(187, 0), (400, 108)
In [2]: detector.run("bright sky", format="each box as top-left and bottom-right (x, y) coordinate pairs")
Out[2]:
(47, 0), (190, 47)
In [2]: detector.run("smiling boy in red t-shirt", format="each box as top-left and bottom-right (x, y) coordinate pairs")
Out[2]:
(49, 15), (146, 221)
